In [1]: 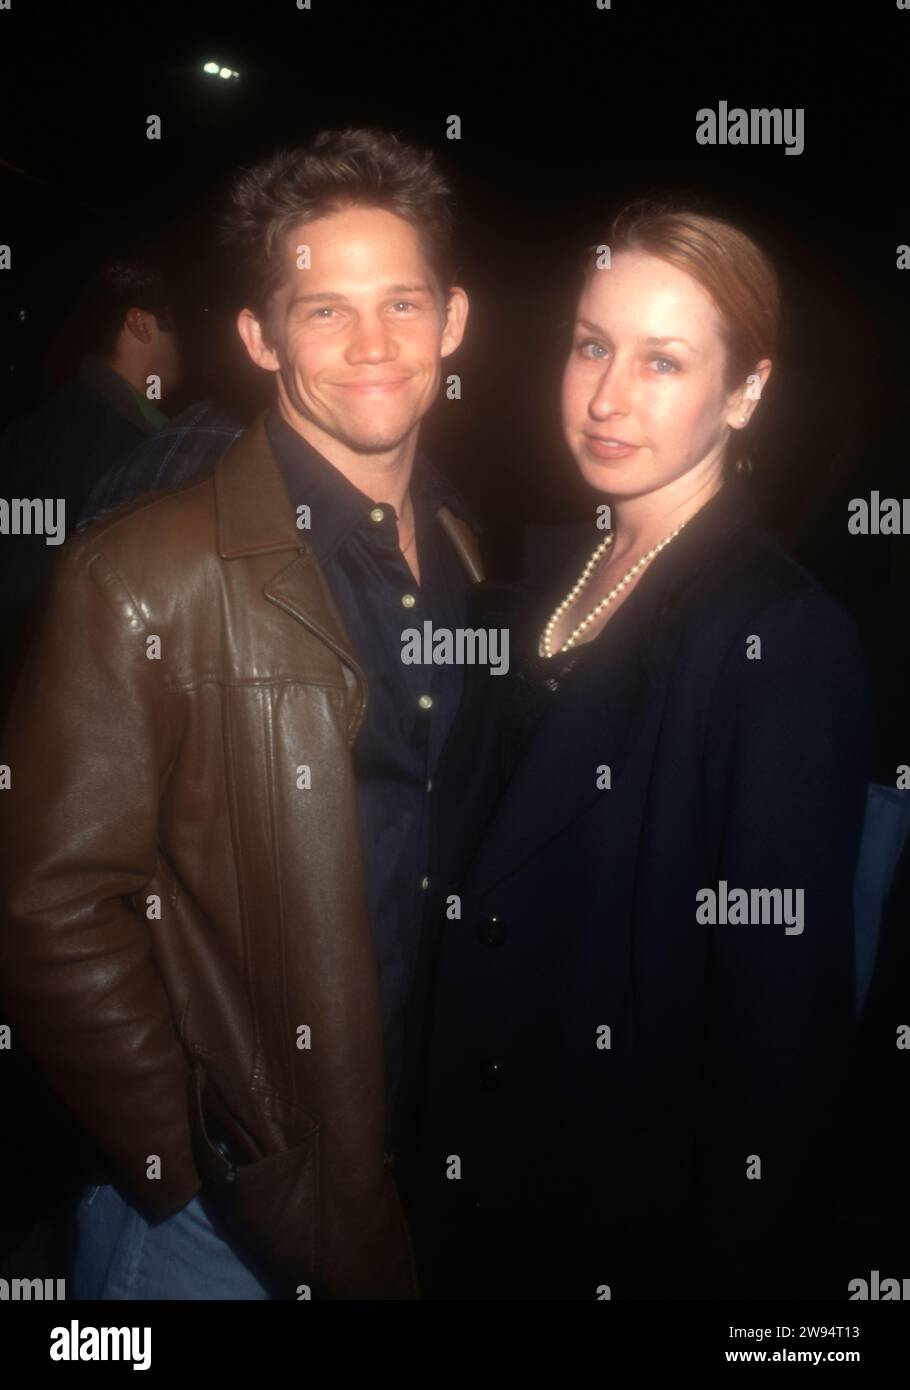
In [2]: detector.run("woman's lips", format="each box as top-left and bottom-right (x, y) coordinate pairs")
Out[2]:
(584, 434), (642, 460)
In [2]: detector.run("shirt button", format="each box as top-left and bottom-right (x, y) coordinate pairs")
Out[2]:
(369, 506), (385, 523)
(426, 778), (433, 792)
(421, 876), (430, 890)
(418, 694), (433, 711)
(476, 1058), (505, 1090)
(477, 915), (508, 946)
(401, 593), (416, 608)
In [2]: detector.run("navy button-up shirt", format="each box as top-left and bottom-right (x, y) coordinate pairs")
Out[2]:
(265, 408), (477, 1140)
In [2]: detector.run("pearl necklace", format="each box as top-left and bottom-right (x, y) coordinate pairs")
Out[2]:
(540, 519), (689, 658)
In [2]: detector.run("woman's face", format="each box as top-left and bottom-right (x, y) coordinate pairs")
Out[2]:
(561, 249), (751, 500)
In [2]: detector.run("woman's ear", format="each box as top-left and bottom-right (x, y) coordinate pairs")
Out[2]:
(726, 357), (773, 430)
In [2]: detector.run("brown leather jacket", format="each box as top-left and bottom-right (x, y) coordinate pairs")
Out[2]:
(0, 413), (484, 1299)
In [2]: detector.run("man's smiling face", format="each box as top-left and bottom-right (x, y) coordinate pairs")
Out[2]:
(242, 204), (467, 457)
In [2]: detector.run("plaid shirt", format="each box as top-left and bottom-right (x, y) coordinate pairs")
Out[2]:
(76, 397), (244, 530)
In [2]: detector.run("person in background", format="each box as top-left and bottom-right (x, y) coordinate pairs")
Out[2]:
(0, 252), (183, 705)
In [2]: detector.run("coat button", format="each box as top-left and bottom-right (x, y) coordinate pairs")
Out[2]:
(476, 915), (507, 945)
(476, 1057), (505, 1089)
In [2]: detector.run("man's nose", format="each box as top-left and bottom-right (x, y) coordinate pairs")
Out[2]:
(345, 317), (398, 364)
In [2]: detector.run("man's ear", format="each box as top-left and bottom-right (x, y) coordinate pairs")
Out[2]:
(123, 307), (154, 346)
(440, 287), (469, 359)
(236, 307), (281, 373)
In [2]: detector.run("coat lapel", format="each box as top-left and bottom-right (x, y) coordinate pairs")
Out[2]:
(213, 411), (486, 744)
(214, 413), (371, 732)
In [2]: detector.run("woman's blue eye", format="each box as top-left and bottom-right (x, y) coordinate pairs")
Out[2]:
(576, 341), (678, 373)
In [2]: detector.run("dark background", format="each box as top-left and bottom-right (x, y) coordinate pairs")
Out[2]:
(0, 1), (907, 1298)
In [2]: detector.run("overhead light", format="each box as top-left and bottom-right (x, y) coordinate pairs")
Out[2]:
(202, 61), (240, 79)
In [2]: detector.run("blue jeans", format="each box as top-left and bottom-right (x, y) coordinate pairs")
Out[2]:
(71, 1182), (273, 1300)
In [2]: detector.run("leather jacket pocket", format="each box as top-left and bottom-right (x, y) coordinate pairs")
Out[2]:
(188, 1056), (321, 1297)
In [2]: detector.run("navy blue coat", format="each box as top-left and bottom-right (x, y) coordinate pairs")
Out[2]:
(402, 476), (872, 1299)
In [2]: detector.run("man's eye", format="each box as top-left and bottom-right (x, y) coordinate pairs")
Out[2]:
(391, 301), (417, 312)
(310, 307), (338, 319)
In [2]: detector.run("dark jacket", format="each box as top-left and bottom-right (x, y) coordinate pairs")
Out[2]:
(405, 476), (872, 1299)
(0, 411), (483, 1300)
(0, 354), (163, 628)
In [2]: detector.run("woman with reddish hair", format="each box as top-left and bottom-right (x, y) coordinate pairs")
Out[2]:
(405, 201), (871, 1300)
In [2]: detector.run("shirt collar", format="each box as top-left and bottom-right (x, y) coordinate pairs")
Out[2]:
(264, 406), (481, 564)
(78, 353), (168, 435)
